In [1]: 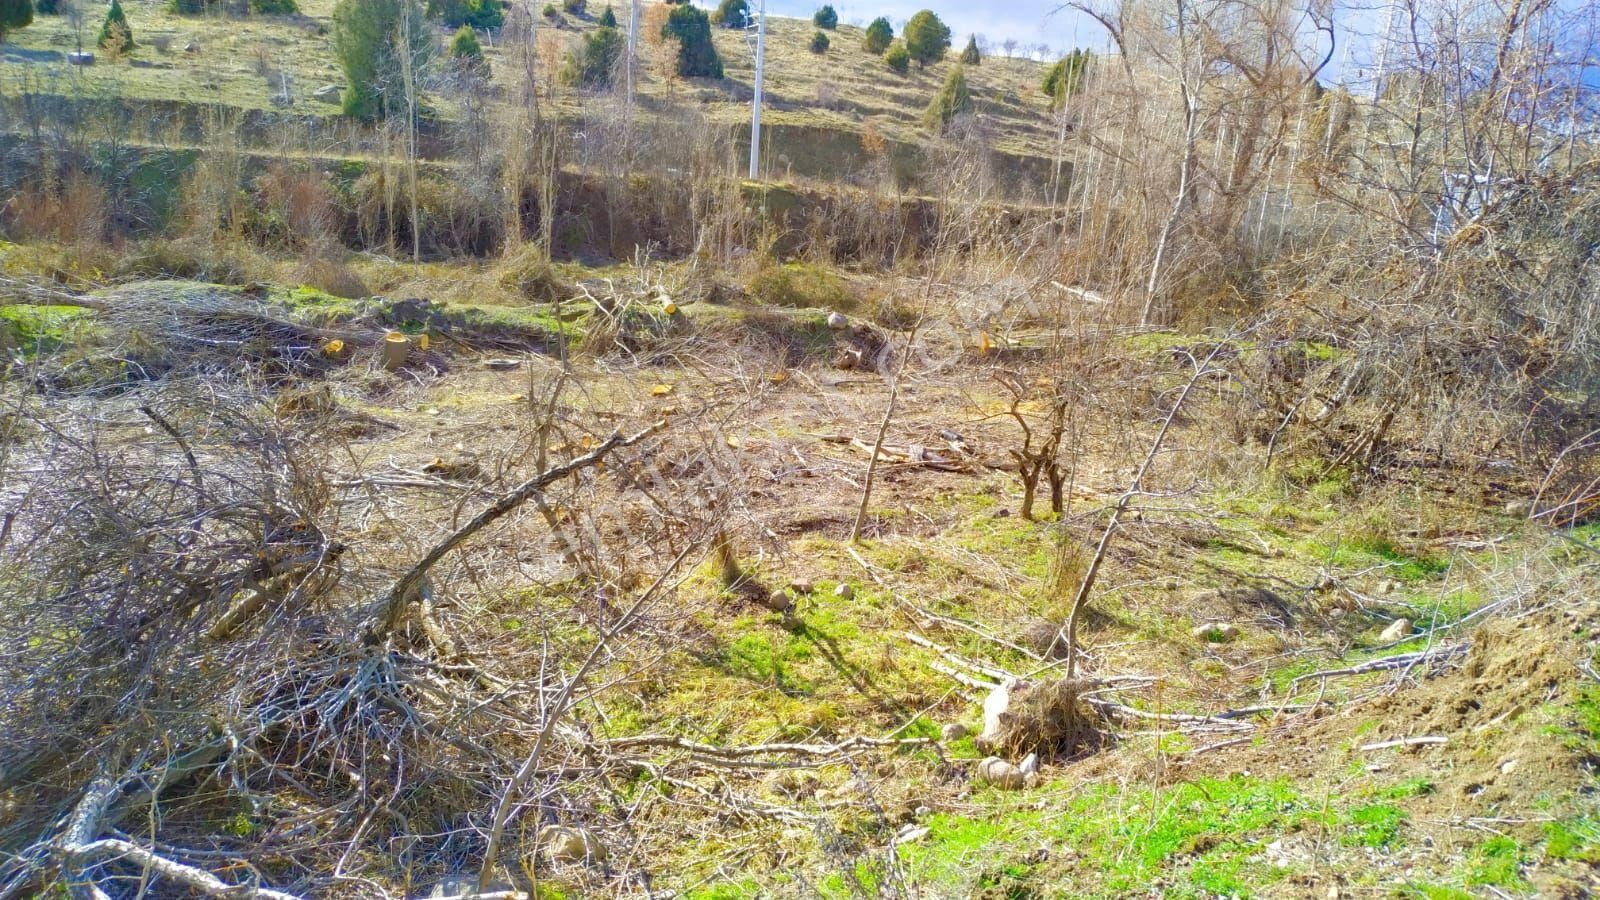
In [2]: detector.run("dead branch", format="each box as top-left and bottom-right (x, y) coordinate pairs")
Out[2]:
(365, 419), (668, 643)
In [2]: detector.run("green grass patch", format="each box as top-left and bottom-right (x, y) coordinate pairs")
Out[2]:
(902, 775), (1328, 897)
(1545, 815), (1600, 863)
(1344, 802), (1406, 848)
(1465, 835), (1527, 889)
(1, 304), (95, 355)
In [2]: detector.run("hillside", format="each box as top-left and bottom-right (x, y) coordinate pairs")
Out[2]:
(0, 0), (1062, 174)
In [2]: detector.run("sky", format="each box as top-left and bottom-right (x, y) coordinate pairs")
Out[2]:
(748, 0), (1599, 94)
(762, 0), (1105, 58)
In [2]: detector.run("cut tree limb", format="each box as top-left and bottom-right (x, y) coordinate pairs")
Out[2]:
(365, 420), (667, 643)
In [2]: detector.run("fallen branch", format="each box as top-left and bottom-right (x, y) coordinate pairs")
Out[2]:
(365, 420), (667, 643)
(603, 733), (933, 758)
(1288, 643), (1469, 691)
(1359, 736), (1448, 751)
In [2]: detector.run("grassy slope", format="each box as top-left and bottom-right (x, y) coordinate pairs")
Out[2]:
(0, 0), (1056, 158)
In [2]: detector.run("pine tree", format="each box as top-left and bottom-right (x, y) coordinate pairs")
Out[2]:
(597, 4), (615, 26)
(903, 10), (949, 68)
(923, 63), (970, 129)
(713, 0), (746, 28)
(448, 24), (486, 77)
(0, 0), (34, 43)
(1042, 49), (1091, 108)
(809, 29), (828, 53)
(563, 22), (620, 86)
(884, 39), (909, 75)
(334, 0), (430, 121)
(960, 34), (979, 65)
(862, 16), (891, 54)
(661, 4), (721, 78)
(98, 0), (134, 51)
(811, 4), (835, 29)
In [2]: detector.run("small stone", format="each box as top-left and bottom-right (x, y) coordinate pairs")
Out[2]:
(1329, 608), (1347, 621)
(183, 41), (200, 53)
(914, 805), (931, 818)
(763, 590), (794, 614)
(312, 83), (342, 103)
(833, 348), (863, 370)
(1376, 580), (1395, 596)
(483, 358), (522, 370)
(974, 756), (1026, 790)
(789, 578), (814, 595)
(1191, 622), (1240, 643)
(993, 508), (1011, 518)
(1380, 618), (1413, 642)
(428, 874), (512, 898)
(67, 51), (95, 65)
(827, 311), (849, 330)
(940, 722), (968, 742)
(896, 824), (930, 843)
(833, 583), (854, 601)
(1499, 757), (1518, 774)
(539, 825), (607, 865)
(1504, 499), (1533, 518)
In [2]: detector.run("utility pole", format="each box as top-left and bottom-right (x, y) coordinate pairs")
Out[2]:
(748, 0), (766, 181)
(626, 0), (640, 118)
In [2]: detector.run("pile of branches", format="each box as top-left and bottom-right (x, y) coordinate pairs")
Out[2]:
(1238, 162), (1600, 503)
(0, 373), (690, 897)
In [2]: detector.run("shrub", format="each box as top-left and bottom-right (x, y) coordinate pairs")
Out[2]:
(448, 24), (487, 76)
(35, 0), (61, 14)
(923, 63), (970, 129)
(811, 4), (835, 28)
(0, 0), (33, 42)
(542, 3), (558, 20)
(563, 23), (620, 87)
(661, 4), (721, 78)
(884, 40), (909, 74)
(960, 34), (979, 64)
(712, 0), (747, 28)
(809, 29), (828, 53)
(97, 0), (133, 51)
(597, 4), (615, 26)
(167, 0), (206, 15)
(427, 0), (499, 27)
(748, 263), (855, 311)
(903, 9), (950, 68)
(1043, 49), (1091, 107)
(251, 0), (299, 14)
(562, 0), (582, 13)
(862, 16), (891, 53)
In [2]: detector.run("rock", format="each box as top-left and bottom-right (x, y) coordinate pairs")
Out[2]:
(67, 51), (95, 65)
(940, 722), (968, 742)
(426, 874), (514, 898)
(1380, 618), (1413, 642)
(833, 583), (853, 601)
(914, 805), (931, 818)
(183, 42), (200, 53)
(833, 348), (863, 370)
(974, 756), (1027, 790)
(1191, 622), (1240, 643)
(827, 311), (849, 330)
(538, 825), (607, 865)
(312, 84), (342, 103)
(788, 578), (814, 595)
(1504, 499), (1533, 518)
(483, 358), (522, 370)
(762, 590), (794, 614)
(895, 824), (930, 843)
